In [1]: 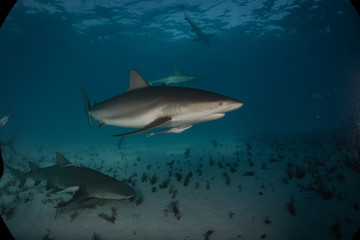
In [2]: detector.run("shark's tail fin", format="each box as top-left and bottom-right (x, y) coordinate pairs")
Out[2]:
(81, 87), (92, 129)
(6, 164), (27, 187)
(181, 5), (189, 20)
(2, 129), (20, 154)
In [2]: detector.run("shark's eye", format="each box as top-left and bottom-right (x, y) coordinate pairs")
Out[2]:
(219, 101), (224, 106)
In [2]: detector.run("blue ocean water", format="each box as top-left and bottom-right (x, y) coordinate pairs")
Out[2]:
(0, 0), (358, 145)
(0, 1), (360, 239)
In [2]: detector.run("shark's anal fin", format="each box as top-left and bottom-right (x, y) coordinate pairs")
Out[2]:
(113, 116), (172, 137)
(57, 186), (80, 194)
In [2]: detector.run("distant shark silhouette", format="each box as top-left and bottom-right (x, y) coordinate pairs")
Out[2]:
(182, 5), (215, 44)
(81, 69), (242, 137)
(6, 152), (135, 210)
(149, 69), (201, 86)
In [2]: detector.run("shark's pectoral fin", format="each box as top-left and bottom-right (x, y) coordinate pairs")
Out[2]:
(113, 116), (172, 137)
(59, 187), (89, 209)
(57, 186), (80, 194)
(146, 125), (192, 137)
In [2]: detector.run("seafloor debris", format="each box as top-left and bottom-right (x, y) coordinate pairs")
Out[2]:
(222, 172), (231, 185)
(149, 174), (158, 185)
(330, 221), (342, 240)
(228, 210), (234, 219)
(184, 148), (191, 159)
(263, 215), (271, 224)
(164, 201), (181, 220)
(98, 207), (117, 224)
(242, 171), (255, 177)
(203, 230), (214, 240)
(287, 196), (296, 216)
(135, 197), (143, 206)
(159, 178), (170, 189)
(93, 232), (102, 240)
(183, 172), (193, 186)
(42, 229), (54, 240)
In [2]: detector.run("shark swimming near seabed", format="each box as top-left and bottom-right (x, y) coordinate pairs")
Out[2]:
(81, 69), (243, 137)
(181, 5), (215, 44)
(149, 69), (201, 86)
(6, 152), (136, 210)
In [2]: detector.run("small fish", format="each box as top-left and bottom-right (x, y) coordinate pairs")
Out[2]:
(0, 114), (11, 127)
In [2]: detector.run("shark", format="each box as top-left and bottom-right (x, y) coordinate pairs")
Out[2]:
(81, 69), (243, 137)
(149, 69), (201, 86)
(182, 6), (215, 44)
(6, 152), (136, 210)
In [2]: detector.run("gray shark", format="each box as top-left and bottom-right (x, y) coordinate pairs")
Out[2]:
(81, 69), (243, 137)
(149, 69), (201, 86)
(182, 6), (215, 44)
(6, 152), (135, 209)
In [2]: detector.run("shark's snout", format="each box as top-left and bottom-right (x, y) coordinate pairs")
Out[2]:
(223, 99), (243, 112)
(232, 100), (243, 110)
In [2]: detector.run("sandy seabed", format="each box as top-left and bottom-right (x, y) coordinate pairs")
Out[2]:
(0, 130), (359, 240)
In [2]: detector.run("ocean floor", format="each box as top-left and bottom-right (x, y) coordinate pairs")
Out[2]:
(0, 130), (359, 240)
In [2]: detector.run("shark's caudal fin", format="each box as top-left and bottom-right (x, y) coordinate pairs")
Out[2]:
(81, 87), (92, 129)
(1, 129), (20, 154)
(5, 164), (27, 187)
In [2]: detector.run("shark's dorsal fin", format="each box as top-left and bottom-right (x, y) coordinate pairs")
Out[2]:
(174, 68), (180, 75)
(56, 152), (72, 166)
(126, 69), (149, 92)
(29, 162), (39, 171)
